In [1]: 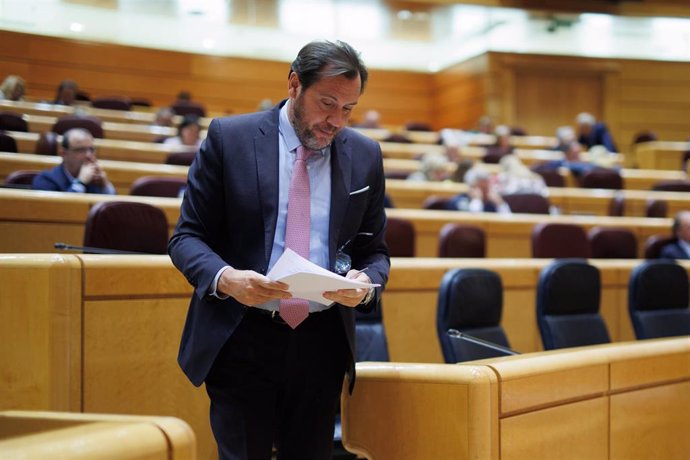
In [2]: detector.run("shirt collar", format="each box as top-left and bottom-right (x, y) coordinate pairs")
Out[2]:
(279, 100), (327, 157)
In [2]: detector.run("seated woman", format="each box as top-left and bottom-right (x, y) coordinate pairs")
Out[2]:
(497, 155), (548, 196)
(163, 114), (203, 148)
(447, 166), (511, 214)
(406, 153), (451, 182)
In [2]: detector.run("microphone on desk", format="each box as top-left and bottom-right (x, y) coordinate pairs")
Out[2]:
(54, 242), (148, 255)
(447, 329), (520, 356)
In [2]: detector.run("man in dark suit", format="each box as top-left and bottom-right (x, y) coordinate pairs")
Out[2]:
(660, 211), (690, 259)
(576, 112), (618, 153)
(32, 128), (115, 194)
(168, 40), (390, 460)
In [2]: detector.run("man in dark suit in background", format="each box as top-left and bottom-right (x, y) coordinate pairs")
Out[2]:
(169, 40), (390, 460)
(32, 128), (115, 194)
(660, 211), (690, 260)
(576, 112), (618, 153)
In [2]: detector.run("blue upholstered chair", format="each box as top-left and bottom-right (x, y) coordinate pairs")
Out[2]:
(437, 268), (511, 362)
(536, 259), (610, 350)
(628, 260), (690, 339)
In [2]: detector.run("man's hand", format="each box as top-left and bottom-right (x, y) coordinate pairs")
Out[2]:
(77, 162), (97, 184)
(90, 163), (108, 187)
(217, 267), (290, 306)
(323, 269), (372, 308)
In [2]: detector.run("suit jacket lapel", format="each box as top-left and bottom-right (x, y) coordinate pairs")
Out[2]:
(255, 106), (281, 268)
(329, 130), (352, 269)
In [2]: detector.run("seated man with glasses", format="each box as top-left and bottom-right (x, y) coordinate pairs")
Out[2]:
(32, 128), (115, 194)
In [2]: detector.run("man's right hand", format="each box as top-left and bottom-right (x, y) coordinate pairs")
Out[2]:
(217, 267), (291, 306)
(77, 162), (97, 184)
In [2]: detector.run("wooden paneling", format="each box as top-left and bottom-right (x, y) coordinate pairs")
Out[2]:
(432, 54), (489, 130)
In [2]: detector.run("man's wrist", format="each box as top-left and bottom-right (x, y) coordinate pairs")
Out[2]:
(360, 286), (375, 305)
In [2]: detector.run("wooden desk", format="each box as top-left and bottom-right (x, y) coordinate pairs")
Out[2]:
(0, 152), (189, 194)
(0, 189), (181, 252)
(10, 131), (196, 164)
(0, 411), (196, 459)
(343, 338), (690, 460)
(630, 141), (690, 170)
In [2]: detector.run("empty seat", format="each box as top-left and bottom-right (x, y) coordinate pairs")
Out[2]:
(52, 115), (104, 138)
(579, 168), (623, 190)
(0, 132), (18, 153)
(437, 268), (511, 362)
(644, 235), (676, 259)
(404, 121), (432, 132)
(5, 170), (39, 186)
(165, 151), (196, 166)
(531, 165), (565, 188)
(632, 131), (657, 145)
(34, 131), (59, 156)
(646, 199), (667, 218)
(91, 97), (132, 111)
(130, 98), (152, 107)
(422, 195), (452, 210)
(171, 101), (206, 118)
(130, 176), (187, 198)
(536, 259), (610, 350)
(501, 193), (550, 214)
(381, 133), (412, 144)
(652, 180), (690, 192)
(83, 201), (169, 254)
(608, 195), (625, 216)
(588, 227), (637, 259)
(384, 217), (415, 257)
(438, 223), (486, 258)
(628, 260), (690, 339)
(0, 112), (28, 132)
(531, 222), (590, 258)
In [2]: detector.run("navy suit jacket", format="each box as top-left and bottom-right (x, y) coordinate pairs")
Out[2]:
(169, 101), (390, 388)
(659, 241), (689, 260)
(579, 122), (617, 153)
(32, 164), (113, 194)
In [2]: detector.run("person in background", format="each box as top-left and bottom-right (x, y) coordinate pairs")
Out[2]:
(477, 115), (493, 134)
(576, 112), (618, 153)
(0, 75), (26, 101)
(163, 114), (202, 148)
(542, 140), (597, 178)
(353, 109), (381, 129)
(54, 79), (79, 105)
(484, 124), (514, 162)
(447, 166), (511, 213)
(168, 39), (389, 460)
(659, 211), (690, 260)
(496, 154), (548, 196)
(32, 128), (115, 194)
(553, 125), (576, 152)
(153, 107), (175, 127)
(406, 153), (450, 182)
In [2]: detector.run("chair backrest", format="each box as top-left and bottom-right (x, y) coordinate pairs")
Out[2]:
(436, 268), (510, 362)
(536, 259), (610, 350)
(5, 170), (39, 186)
(643, 234), (676, 259)
(645, 199), (667, 218)
(531, 222), (590, 258)
(83, 201), (169, 254)
(588, 227), (638, 259)
(652, 180), (690, 192)
(0, 112), (28, 132)
(165, 151), (196, 166)
(382, 133), (412, 144)
(501, 193), (551, 214)
(632, 131), (657, 145)
(628, 260), (690, 339)
(130, 176), (187, 198)
(608, 195), (625, 216)
(0, 132), (18, 153)
(531, 165), (565, 188)
(579, 168), (623, 190)
(438, 223), (486, 258)
(52, 115), (104, 138)
(354, 308), (389, 362)
(171, 101), (206, 118)
(384, 217), (415, 257)
(35, 131), (59, 155)
(404, 121), (432, 132)
(130, 98), (152, 108)
(91, 97), (132, 111)
(422, 195), (451, 210)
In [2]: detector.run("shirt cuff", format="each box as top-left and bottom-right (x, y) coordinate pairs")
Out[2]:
(210, 265), (231, 299)
(70, 179), (86, 193)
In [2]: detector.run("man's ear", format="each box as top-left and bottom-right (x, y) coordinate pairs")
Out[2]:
(288, 72), (300, 99)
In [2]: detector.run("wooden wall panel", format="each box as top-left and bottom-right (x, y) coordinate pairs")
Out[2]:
(0, 30), (432, 125)
(432, 54), (489, 130)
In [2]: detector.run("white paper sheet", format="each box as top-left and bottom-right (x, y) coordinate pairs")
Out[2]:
(267, 248), (380, 305)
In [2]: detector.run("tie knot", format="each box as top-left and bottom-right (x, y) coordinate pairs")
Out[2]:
(296, 145), (314, 161)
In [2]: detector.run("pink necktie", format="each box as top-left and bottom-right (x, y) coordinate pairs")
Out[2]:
(280, 145), (313, 328)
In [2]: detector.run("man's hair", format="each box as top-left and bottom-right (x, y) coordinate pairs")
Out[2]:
(289, 40), (368, 93)
(673, 212), (687, 236)
(61, 128), (92, 150)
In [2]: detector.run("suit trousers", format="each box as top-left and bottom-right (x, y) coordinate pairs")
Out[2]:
(205, 306), (349, 460)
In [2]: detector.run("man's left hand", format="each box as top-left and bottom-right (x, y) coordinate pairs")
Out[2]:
(323, 269), (372, 308)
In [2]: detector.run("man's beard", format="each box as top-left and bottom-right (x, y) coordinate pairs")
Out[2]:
(292, 94), (337, 151)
